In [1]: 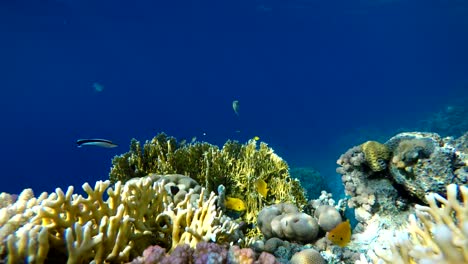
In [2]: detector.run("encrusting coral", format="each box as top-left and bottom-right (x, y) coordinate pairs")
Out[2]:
(361, 141), (390, 172)
(0, 175), (239, 264)
(109, 133), (307, 225)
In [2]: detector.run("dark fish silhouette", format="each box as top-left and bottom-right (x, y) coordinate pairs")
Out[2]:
(76, 139), (118, 148)
(170, 186), (180, 195)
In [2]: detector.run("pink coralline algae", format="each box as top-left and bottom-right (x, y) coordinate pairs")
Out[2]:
(129, 244), (194, 264)
(193, 242), (228, 264)
(228, 245), (279, 264)
(129, 243), (278, 264)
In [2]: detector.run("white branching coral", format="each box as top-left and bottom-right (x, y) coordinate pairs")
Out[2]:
(372, 184), (468, 264)
(0, 175), (239, 264)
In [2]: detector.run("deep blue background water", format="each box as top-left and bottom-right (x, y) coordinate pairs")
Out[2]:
(1, 0), (467, 197)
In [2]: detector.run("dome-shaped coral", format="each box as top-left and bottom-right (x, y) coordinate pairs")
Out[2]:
(290, 248), (325, 264)
(314, 205), (342, 231)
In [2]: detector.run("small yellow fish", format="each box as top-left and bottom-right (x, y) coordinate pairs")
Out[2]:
(255, 179), (268, 198)
(224, 197), (246, 211)
(253, 136), (260, 141)
(327, 220), (351, 247)
(232, 100), (240, 116)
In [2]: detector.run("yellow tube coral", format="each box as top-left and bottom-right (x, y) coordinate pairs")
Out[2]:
(0, 175), (239, 264)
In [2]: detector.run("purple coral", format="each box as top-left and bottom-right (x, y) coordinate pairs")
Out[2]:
(228, 245), (256, 264)
(129, 245), (166, 264)
(257, 252), (279, 264)
(193, 241), (228, 264)
(130, 242), (277, 264)
(160, 244), (194, 264)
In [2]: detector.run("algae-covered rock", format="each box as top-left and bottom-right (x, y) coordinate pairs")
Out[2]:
(109, 133), (307, 224)
(386, 132), (467, 201)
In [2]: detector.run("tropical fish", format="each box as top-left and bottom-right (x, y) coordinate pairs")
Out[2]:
(224, 197), (246, 211)
(255, 179), (268, 198)
(76, 139), (118, 148)
(232, 100), (240, 116)
(191, 136), (197, 143)
(169, 186), (180, 195)
(253, 136), (260, 141)
(327, 219), (351, 247)
(93, 82), (104, 92)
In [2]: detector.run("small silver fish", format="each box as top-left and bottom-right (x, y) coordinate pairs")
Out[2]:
(232, 100), (240, 116)
(76, 139), (118, 148)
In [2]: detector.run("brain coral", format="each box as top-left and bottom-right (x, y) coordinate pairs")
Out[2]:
(290, 248), (326, 264)
(361, 141), (390, 172)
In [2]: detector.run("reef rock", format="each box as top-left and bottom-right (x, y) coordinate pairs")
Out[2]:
(386, 132), (467, 201)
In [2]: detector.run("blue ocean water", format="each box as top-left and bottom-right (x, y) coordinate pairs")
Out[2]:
(1, 0), (467, 198)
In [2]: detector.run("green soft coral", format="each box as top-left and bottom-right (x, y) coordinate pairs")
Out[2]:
(109, 133), (307, 225)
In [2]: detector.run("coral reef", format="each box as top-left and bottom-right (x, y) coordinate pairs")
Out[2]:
(337, 131), (468, 264)
(362, 184), (468, 264)
(386, 132), (466, 201)
(257, 203), (319, 243)
(109, 133), (307, 225)
(6, 130), (467, 264)
(337, 144), (400, 228)
(0, 175), (239, 263)
(255, 198), (357, 263)
(130, 241), (279, 264)
(337, 131), (468, 229)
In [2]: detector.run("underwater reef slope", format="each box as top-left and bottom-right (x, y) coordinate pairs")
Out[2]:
(337, 131), (468, 264)
(3, 131), (468, 264)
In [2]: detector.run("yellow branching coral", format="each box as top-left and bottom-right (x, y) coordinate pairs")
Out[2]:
(0, 176), (239, 264)
(109, 133), (307, 225)
(372, 184), (468, 264)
